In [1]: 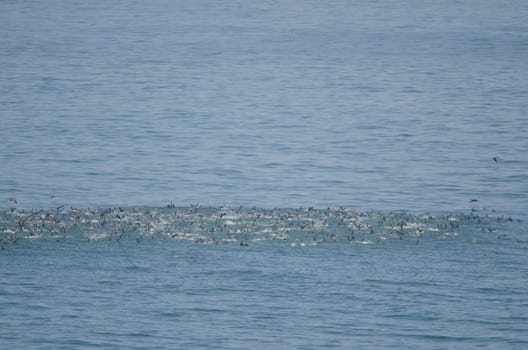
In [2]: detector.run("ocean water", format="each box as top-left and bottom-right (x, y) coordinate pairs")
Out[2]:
(1, 0), (527, 212)
(1, 0), (528, 348)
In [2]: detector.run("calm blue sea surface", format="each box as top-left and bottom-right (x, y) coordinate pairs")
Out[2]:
(1, 0), (527, 348)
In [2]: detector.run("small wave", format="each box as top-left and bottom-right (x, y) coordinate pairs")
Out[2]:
(0, 205), (519, 247)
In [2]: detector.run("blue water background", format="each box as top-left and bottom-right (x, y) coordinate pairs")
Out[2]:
(1, 1), (528, 349)
(2, 232), (528, 349)
(1, 0), (527, 214)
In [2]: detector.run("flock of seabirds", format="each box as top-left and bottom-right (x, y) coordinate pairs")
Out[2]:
(1, 157), (516, 247)
(0, 196), (517, 248)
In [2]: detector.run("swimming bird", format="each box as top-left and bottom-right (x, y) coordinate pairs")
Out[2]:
(7, 197), (17, 204)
